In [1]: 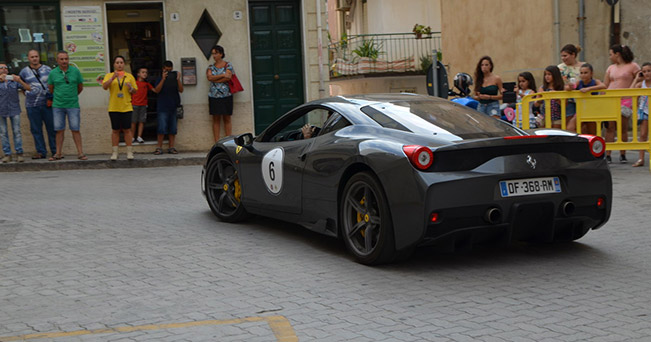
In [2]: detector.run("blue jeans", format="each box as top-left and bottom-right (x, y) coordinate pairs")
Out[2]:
(157, 110), (177, 135)
(0, 115), (24, 155)
(53, 107), (81, 131)
(27, 105), (56, 156)
(477, 101), (500, 117)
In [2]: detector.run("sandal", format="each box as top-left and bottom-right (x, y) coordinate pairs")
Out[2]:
(77, 154), (88, 160)
(168, 148), (178, 154)
(49, 154), (63, 161)
(153, 147), (163, 155)
(632, 159), (644, 167)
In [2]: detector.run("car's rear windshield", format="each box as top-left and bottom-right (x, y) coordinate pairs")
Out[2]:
(360, 100), (522, 139)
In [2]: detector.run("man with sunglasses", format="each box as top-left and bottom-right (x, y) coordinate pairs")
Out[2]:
(0, 62), (31, 163)
(47, 50), (87, 160)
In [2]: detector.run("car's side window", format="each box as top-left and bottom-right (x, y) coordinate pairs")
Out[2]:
(318, 113), (351, 136)
(267, 107), (332, 142)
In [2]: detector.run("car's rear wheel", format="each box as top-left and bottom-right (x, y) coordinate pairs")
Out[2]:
(205, 153), (248, 222)
(340, 172), (395, 265)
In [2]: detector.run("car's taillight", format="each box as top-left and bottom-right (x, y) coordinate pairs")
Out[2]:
(403, 145), (433, 170)
(579, 135), (606, 158)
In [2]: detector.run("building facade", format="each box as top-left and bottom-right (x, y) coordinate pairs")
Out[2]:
(441, 0), (651, 89)
(0, 0), (329, 155)
(326, 0), (441, 96)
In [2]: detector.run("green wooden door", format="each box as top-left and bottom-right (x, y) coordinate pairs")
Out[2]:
(249, 0), (304, 134)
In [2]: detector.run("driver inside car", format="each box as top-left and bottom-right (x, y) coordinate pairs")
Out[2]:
(301, 124), (317, 139)
(300, 111), (332, 139)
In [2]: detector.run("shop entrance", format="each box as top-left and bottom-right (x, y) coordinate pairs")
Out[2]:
(106, 2), (164, 142)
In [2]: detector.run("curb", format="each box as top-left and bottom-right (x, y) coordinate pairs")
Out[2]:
(0, 155), (205, 172)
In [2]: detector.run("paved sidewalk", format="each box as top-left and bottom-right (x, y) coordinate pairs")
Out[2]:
(0, 151), (206, 172)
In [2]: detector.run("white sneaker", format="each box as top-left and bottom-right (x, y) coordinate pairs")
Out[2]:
(136, 136), (145, 144)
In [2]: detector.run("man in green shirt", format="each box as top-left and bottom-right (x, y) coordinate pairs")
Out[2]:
(47, 51), (87, 160)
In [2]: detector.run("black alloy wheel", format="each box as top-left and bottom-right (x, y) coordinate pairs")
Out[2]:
(340, 172), (396, 265)
(205, 153), (248, 222)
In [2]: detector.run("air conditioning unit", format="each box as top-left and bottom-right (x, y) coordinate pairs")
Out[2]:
(336, 0), (353, 11)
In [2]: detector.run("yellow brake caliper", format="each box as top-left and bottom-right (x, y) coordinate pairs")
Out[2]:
(356, 197), (367, 237)
(234, 179), (242, 202)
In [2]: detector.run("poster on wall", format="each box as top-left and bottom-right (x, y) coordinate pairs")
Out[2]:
(62, 6), (105, 87)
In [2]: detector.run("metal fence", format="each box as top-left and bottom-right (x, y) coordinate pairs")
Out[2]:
(328, 32), (441, 77)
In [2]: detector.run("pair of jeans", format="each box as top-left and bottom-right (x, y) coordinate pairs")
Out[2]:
(26, 105), (56, 156)
(52, 107), (81, 131)
(477, 101), (500, 117)
(157, 110), (177, 135)
(0, 115), (23, 155)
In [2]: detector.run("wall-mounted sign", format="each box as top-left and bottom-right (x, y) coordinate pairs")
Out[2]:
(62, 6), (105, 87)
(181, 57), (197, 85)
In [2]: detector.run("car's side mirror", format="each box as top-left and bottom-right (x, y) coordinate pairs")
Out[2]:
(234, 133), (254, 147)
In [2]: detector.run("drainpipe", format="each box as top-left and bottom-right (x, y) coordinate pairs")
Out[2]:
(316, 0), (326, 98)
(554, 0), (560, 64)
(578, 0), (585, 61)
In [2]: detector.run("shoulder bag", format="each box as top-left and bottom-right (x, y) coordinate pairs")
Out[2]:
(227, 62), (244, 94)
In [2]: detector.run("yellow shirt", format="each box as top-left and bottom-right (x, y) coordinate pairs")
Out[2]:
(103, 72), (138, 112)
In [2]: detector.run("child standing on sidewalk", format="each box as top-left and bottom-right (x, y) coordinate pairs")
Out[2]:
(567, 63), (606, 133)
(515, 71), (537, 128)
(536, 66), (565, 128)
(131, 68), (153, 144)
(631, 62), (651, 167)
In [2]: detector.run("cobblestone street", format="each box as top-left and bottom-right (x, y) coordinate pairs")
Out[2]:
(0, 164), (650, 341)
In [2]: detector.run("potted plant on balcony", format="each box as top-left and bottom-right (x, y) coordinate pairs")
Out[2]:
(352, 39), (386, 73)
(412, 24), (432, 39)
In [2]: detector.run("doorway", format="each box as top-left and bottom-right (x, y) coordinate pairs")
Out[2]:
(249, 0), (305, 134)
(106, 2), (164, 142)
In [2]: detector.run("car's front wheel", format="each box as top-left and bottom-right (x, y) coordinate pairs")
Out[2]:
(205, 153), (248, 222)
(340, 172), (395, 265)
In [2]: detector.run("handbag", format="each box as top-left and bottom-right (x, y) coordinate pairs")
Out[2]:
(176, 105), (184, 119)
(227, 62), (244, 94)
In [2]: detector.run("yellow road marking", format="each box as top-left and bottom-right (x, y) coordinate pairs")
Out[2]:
(0, 315), (298, 342)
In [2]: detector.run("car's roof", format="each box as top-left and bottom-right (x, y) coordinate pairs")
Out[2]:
(310, 93), (448, 107)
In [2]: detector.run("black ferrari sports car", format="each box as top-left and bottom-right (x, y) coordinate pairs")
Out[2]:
(201, 94), (611, 265)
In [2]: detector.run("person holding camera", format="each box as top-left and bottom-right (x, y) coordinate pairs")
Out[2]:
(0, 62), (31, 163)
(19, 49), (56, 160)
(152, 60), (183, 155)
(102, 55), (137, 160)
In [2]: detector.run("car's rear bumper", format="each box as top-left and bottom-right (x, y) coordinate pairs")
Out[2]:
(386, 165), (612, 251)
(420, 167), (611, 249)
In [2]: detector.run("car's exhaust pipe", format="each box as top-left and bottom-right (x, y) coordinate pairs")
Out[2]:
(484, 207), (502, 224)
(561, 201), (575, 217)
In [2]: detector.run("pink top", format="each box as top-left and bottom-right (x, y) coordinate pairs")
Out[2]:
(606, 62), (640, 89)
(606, 62), (640, 107)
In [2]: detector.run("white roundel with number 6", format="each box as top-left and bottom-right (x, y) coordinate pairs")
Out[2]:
(262, 147), (284, 194)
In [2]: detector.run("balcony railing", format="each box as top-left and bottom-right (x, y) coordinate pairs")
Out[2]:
(328, 32), (441, 77)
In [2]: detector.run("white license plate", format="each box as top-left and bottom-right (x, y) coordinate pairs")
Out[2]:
(499, 177), (561, 197)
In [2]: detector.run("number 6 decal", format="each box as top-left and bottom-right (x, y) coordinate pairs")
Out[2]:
(262, 148), (284, 194)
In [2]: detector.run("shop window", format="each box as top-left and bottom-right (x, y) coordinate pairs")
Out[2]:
(192, 10), (222, 59)
(0, 3), (61, 72)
